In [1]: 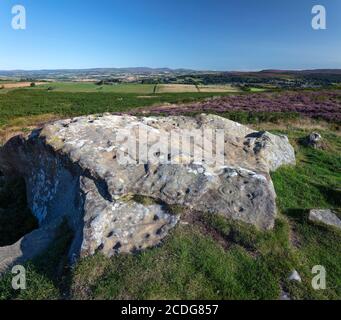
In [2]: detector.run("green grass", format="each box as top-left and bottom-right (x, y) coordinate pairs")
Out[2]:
(0, 88), (10, 95)
(271, 130), (341, 211)
(71, 225), (279, 300)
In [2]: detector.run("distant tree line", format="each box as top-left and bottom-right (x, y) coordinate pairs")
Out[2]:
(96, 79), (122, 85)
(140, 72), (341, 89)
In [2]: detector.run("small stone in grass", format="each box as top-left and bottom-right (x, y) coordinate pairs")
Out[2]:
(288, 270), (302, 283)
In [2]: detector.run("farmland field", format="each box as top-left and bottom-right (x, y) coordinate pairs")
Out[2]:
(0, 82), (46, 94)
(198, 84), (241, 93)
(26, 82), (243, 94)
(155, 84), (241, 93)
(34, 82), (156, 94)
(155, 84), (199, 93)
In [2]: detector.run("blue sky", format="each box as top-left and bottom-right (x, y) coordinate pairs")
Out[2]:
(0, 0), (340, 70)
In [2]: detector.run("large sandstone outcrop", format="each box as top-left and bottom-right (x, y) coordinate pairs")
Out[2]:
(0, 114), (295, 272)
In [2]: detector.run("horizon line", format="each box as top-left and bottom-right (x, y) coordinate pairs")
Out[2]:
(1, 67), (341, 73)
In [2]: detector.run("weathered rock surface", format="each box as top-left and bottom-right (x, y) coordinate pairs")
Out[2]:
(302, 132), (323, 149)
(0, 114), (295, 272)
(309, 209), (341, 230)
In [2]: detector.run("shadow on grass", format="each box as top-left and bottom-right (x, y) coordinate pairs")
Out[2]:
(283, 208), (309, 223)
(313, 184), (341, 208)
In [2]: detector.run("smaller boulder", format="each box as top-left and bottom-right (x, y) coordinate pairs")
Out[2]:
(288, 270), (302, 283)
(309, 209), (341, 231)
(302, 132), (323, 149)
(280, 289), (291, 301)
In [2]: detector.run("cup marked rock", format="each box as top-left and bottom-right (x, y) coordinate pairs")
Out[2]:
(0, 114), (295, 272)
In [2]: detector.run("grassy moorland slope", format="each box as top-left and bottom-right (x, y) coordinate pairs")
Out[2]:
(0, 88), (340, 300)
(0, 88), (240, 126)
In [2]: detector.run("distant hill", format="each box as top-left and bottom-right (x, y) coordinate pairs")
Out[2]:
(259, 69), (341, 75)
(224, 69), (341, 78)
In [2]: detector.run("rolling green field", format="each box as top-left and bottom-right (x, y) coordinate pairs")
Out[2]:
(0, 87), (340, 300)
(35, 82), (157, 94)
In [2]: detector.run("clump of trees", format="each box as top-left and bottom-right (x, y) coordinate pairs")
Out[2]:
(96, 79), (121, 86)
